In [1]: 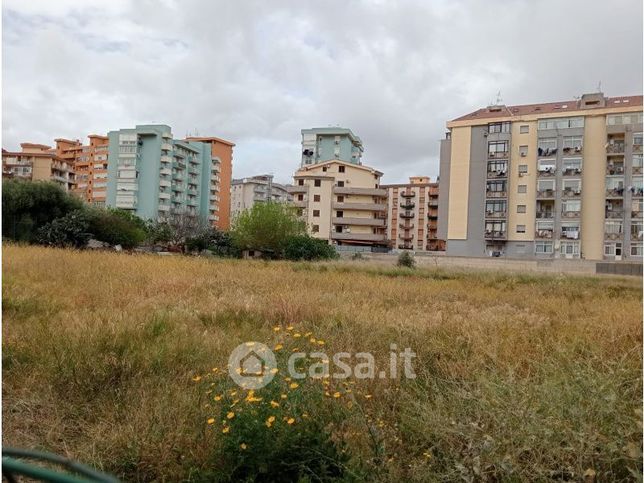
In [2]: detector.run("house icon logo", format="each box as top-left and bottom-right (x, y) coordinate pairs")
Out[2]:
(228, 342), (277, 389)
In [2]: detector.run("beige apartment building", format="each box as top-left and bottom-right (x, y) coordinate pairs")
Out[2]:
(438, 92), (643, 261)
(55, 135), (109, 204)
(382, 176), (445, 251)
(289, 160), (388, 248)
(2, 143), (75, 191)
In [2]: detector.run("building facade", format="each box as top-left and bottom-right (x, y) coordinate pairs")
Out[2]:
(106, 125), (224, 223)
(2, 143), (75, 191)
(231, 174), (291, 220)
(55, 135), (109, 204)
(438, 92), (643, 261)
(301, 128), (364, 167)
(382, 176), (445, 251)
(289, 160), (388, 248)
(185, 136), (235, 230)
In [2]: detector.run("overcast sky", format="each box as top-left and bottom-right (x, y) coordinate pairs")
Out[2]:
(3, 0), (642, 184)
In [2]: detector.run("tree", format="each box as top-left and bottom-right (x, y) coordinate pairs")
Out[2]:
(397, 251), (416, 269)
(146, 209), (211, 251)
(85, 207), (147, 249)
(35, 210), (91, 248)
(2, 180), (84, 242)
(283, 235), (338, 261)
(231, 203), (306, 257)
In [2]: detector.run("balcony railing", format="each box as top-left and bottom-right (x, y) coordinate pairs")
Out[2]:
(400, 201), (415, 209)
(399, 233), (414, 241)
(484, 230), (506, 239)
(536, 189), (556, 198)
(631, 188), (644, 198)
(561, 229), (581, 240)
(562, 168), (582, 176)
(561, 188), (581, 198)
(605, 210), (624, 219)
(633, 166), (643, 175)
(606, 188), (624, 197)
(486, 190), (507, 198)
(537, 168), (556, 177)
(634, 144), (643, 154)
(607, 143), (625, 154)
(330, 232), (387, 242)
(487, 169), (507, 178)
(399, 223), (414, 230)
(562, 146), (583, 155)
(561, 210), (581, 218)
(400, 212), (414, 219)
(632, 211), (644, 219)
(400, 190), (415, 198)
(535, 229), (553, 239)
(428, 200), (439, 207)
(332, 186), (388, 196)
(537, 147), (557, 157)
(536, 211), (554, 219)
(427, 211), (438, 219)
(606, 165), (625, 175)
(332, 217), (385, 227)
(332, 202), (387, 211)
(631, 229), (644, 241)
(485, 211), (507, 219)
(488, 151), (509, 159)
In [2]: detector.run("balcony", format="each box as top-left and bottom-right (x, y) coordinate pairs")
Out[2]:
(400, 201), (415, 209)
(158, 192), (170, 200)
(606, 164), (625, 175)
(562, 146), (583, 155)
(333, 186), (387, 197)
(331, 232), (387, 242)
(632, 211), (644, 219)
(562, 167), (582, 176)
(535, 229), (554, 239)
(561, 210), (581, 219)
(292, 200), (306, 208)
(288, 185), (308, 194)
(536, 211), (554, 219)
(400, 211), (414, 219)
(605, 210), (624, 219)
(606, 187), (624, 198)
(631, 187), (644, 198)
(537, 167), (556, 177)
(161, 143), (173, 151)
(604, 231), (623, 240)
(561, 229), (581, 240)
(485, 211), (507, 219)
(332, 202), (386, 211)
(187, 198), (198, 207)
(486, 190), (507, 199)
(399, 233), (414, 241)
(631, 229), (644, 241)
(160, 155), (172, 164)
(633, 166), (643, 175)
(172, 174), (184, 182)
(158, 204), (170, 212)
(484, 230), (506, 240)
(428, 199), (439, 207)
(400, 190), (415, 198)
(160, 167), (172, 176)
(634, 144), (643, 154)
(399, 222), (414, 230)
(487, 169), (507, 179)
(333, 217), (386, 227)
(536, 189), (556, 199)
(537, 147), (557, 157)
(488, 151), (509, 159)
(561, 188), (581, 198)
(607, 143), (625, 155)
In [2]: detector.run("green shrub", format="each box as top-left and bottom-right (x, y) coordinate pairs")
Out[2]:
(35, 210), (91, 248)
(185, 228), (238, 257)
(283, 235), (338, 261)
(85, 207), (147, 249)
(351, 252), (365, 261)
(397, 251), (416, 269)
(2, 180), (84, 242)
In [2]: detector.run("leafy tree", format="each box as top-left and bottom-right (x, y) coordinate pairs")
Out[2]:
(35, 210), (91, 248)
(185, 227), (238, 257)
(2, 180), (83, 242)
(283, 235), (338, 261)
(231, 203), (306, 257)
(85, 207), (147, 249)
(146, 210), (211, 251)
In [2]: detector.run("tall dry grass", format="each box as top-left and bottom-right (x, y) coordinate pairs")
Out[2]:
(2, 245), (642, 481)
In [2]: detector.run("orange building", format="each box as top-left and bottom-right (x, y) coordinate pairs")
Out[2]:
(55, 135), (109, 204)
(185, 136), (235, 229)
(2, 143), (75, 191)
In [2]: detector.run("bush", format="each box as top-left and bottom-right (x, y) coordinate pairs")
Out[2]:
(35, 210), (91, 248)
(351, 252), (365, 261)
(397, 251), (416, 269)
(86, 207), (147, 249)
(283, 235), (338, 261)
(3, 180), (84, 242)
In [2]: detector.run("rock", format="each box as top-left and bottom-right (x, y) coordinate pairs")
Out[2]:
(87, 239), (106, 249)
(114, 244), (123, 252)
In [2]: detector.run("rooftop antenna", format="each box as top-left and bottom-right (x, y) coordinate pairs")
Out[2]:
(597, 81), (602, 93)
(495, 90), (503, 105)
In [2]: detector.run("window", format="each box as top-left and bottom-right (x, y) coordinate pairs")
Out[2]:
(562, 179), (581, 193)
(605, 220), (623, 234)
(322, 166), (327, 172)
(607, 113), (644, 125)
(485, 200), (507, 214)
(518, 164), (528, 174)
(604, 242), (622, 256)
(535, 241), (554, 254)
(487, 160), (507, 174)
(314, 179), (321, 187)
(488, 122), (511, 133)
(335, 225), (343, 233)
(560, 241), (580, 256)
(517, 205), (526, 213)
(634, 133), (643, 146)
(538, 117), (584, 130)
(562, 136), (583, 150)
(562, 157), (582, 173)
(606, 177), (624, 191)
(538, 179), (555, 191)
(538, 159), (556, 173)
(313, 194), (321, 202)
(313, 210), (320, 217)
(519, 145), (528, 157)
(488, 141), (508, 157)
(337, 181), (345, 187)
(298, 179), (304, 186)
(312, 225), (319, 233)
(486, 180), (506, 193)
(516, 224), (526, 233)
(485, 221), (506, 235)
(631, 221), (643, 239)
(518, 184), (527, 194)
(520, 125), (529, 134)
(537, 138), (557, 152)
(336, 210), (344, 218)
(633, 155), (643, 168)
(337, 195), (344, 202)
(339, 165), (345, 173)
(562, 199), (581, 213)
(631, 244), (643, 257)
(297, 194), (304, 201)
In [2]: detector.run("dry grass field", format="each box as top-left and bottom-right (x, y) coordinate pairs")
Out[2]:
(2, 244), (642, 482)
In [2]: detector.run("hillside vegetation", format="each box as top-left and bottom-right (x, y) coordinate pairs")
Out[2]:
(2, 245), (642, 481)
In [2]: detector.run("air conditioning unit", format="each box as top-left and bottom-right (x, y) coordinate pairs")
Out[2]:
(520, 152), (527, 157)
(519, 172), (525, 177)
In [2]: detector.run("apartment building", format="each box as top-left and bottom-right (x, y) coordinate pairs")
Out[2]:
(231, 174), (291, 220)
(2, 143), (75, 191)
(289, 160), (388, 248)
(301, 127), (364, 167)
(106, 125), (226, 223)
(438, 92), (643, 261)
(382, 176), (445, 251)
(186, 136), (235, 230)
(55, 135), (109, 204)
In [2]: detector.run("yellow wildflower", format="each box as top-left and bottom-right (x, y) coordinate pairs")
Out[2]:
(270, 367), (279, 374)
(227, 411), (235, 419)
(289, 382), (299, 389)
(192, 376), (201, 382)
(207, 418), (215, 425)
(287, 418), (295, 425)
(240, 443), (247, 450)
(273, 326), (281, 332)
(293, 333), (301, 338)
(222, 426), (230, 434)
(304, 332), (312, 337)
(270, 400), (280, 408)
(286, 326), (294, 331)
(274, 344), (283, 351)
(333, 392), (341, 398)
(281, 394), (287, 399)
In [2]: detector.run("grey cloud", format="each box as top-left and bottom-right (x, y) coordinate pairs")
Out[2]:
(3, 0), (642, 185)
